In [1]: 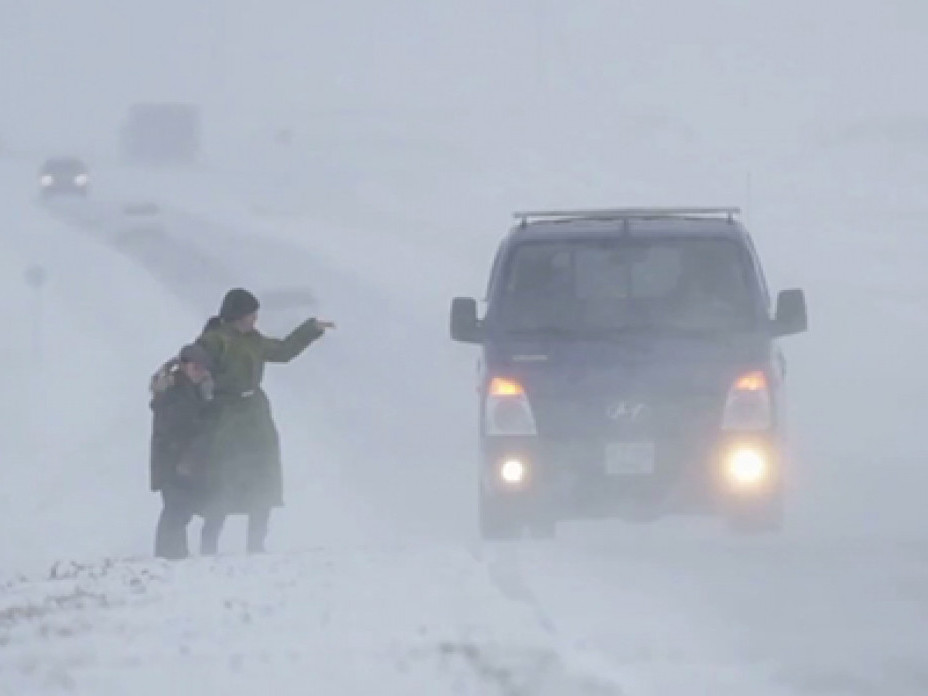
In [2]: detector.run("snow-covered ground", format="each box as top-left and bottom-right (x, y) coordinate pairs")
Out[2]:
(0, 549), (634, 696)
(3, 137), (928, 694)
(3, 2), (928, 693)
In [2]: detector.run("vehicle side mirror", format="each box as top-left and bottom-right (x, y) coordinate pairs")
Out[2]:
(772, 288), (808, 337)
(450, 297), (483, 344)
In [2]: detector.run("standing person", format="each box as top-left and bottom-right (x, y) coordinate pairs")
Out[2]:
(198, 287), (334, 554)
(150, 344), (216, 560)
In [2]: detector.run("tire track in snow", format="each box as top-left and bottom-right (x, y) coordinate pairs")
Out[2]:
(474, 542), (559, 636)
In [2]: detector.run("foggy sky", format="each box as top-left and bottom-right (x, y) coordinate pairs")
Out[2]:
(4, 1), (928, 160)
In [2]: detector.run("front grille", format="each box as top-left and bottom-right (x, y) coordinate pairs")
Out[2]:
(527, 393), (722, 507)
(536, 433), (718, 508)
(533, 393), (721, 440)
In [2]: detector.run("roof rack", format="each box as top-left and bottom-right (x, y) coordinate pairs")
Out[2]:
(513, 207), (741, 224)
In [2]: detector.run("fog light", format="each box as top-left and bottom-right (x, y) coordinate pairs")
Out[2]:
(499, 458), (526, 485)
(726, 448), (767, 486)
(40, 175), (54, 187)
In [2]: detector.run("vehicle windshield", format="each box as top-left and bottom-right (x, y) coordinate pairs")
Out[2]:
(43, 159), (85, 174)
(495, 237), (759, 335)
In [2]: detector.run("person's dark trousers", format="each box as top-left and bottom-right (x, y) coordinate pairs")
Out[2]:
(200, 508), (271, 555)
(246, 507), (272, 554)
(200, 515), (225, 556)
(155, 485), (195, 560)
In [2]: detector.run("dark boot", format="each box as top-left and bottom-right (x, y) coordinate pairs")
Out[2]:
(246, 508), (271, 554)
(200, 515), (225, 556)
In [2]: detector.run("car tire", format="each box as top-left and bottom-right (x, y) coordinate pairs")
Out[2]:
(529, 514), (557, 540)
(478, 492), (521, 541)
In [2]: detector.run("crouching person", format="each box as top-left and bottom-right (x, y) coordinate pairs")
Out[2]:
(150, 343), (215, 560)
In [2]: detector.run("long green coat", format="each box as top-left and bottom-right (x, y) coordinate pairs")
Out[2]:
(198, 318), (323, 513)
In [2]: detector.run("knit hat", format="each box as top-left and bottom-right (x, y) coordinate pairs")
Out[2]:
(219, 287), (260, 322)
(179, 343), (214, 372)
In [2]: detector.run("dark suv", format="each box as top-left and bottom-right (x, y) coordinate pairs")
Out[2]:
(450, 208), (807, 539)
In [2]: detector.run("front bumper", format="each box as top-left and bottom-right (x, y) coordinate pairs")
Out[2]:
(481, 432), (783, 519)
(40, 184), (88, 197)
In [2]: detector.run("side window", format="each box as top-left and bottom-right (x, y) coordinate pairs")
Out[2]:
(743, 234), (772, 313)
(505, 244), (571, 297)
(484, 243), (507, 301)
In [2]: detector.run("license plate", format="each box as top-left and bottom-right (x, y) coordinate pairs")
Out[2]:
(605, 442), (656, 475)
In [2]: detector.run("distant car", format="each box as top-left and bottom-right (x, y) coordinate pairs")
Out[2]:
(39, 157), (90, 198)
(450, 207), (808, 539)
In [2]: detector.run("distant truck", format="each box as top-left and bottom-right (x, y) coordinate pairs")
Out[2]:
(120, 103), (201, 165)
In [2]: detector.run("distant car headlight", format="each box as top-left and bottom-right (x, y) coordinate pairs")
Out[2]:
(74, 174), (89, 186)
(40, 175), (54, 187)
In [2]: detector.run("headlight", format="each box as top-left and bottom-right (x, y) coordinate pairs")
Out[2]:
(722, 371), (772, 431)
(74, 174), (89, 186)
(485, 377), (537, 436)
(725, 447), (768, 486)
(40, 175), (54, 186)
(499, 458), (527, 485)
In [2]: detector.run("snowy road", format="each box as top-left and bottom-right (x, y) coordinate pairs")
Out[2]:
(5, 1), (928, 691)
(507, 532), (928, 695)
(4, 534), (926, 695)
(2, 157), (927, 695)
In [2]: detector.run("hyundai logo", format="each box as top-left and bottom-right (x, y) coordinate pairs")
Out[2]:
(606, 401), (650, 422)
